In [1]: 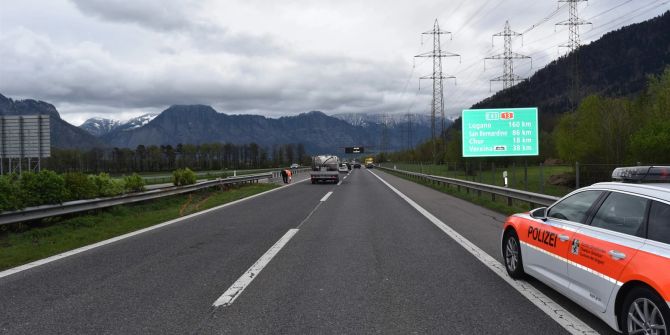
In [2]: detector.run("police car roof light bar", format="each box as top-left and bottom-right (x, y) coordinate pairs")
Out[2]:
(612, 166), (670, 183)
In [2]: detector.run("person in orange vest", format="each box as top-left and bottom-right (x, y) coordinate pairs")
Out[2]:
(280, 169), (288, 183)
(287, 168), (292, 183)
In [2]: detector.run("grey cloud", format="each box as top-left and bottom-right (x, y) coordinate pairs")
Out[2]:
(69, 0), (286, 56)
(0, 27), (418, 121)
(70, 0), (197, 31)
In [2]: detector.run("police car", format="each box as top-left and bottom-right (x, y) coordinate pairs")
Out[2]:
(501, 166), (670, 334)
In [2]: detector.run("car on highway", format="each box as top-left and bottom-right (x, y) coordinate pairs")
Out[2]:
(501, 166), (670, 334)
(353, 162), (361, 169)
(290, 163), (299, 169)
(338, 163), (349, 173)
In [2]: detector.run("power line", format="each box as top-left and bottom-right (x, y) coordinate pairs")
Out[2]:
(521, 3), (568, 34)
(452, 0), (495, 37)
(413, 1), (668, 122)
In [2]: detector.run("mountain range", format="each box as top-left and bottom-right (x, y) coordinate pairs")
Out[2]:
(330, 113), (433, 128)
(0, 95), (433, 153)
(94, 106), (432, 153)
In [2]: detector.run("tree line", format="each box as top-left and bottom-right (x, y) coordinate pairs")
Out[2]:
(42, 142), (309, 174)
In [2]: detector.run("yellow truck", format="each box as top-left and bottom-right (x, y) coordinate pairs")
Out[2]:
(364, 157), (374, 168)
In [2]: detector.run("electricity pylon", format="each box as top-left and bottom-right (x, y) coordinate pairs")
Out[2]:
(556, 0), (591, 111)
(556, 0), (591, 52)
(485, 20), (531, 91)
(415, 19), (459, 162)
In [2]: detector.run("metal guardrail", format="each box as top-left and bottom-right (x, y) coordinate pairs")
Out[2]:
(378, 165), (560, 208)
(269, 167), (311, 180)
(0, 172), (275, 226)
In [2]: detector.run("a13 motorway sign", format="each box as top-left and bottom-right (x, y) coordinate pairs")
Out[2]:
(461, 107), (539, 157)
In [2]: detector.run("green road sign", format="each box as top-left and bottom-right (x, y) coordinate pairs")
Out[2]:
(462, 107), (539, 157)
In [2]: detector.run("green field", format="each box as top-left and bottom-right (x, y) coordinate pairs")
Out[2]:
(0, 183), (277, 271)
(388, 162), (575, 197)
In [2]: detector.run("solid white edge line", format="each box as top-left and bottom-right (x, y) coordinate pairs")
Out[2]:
(0, 178), (308, 280)
(213, 228), (299, 307)
(320, 191), (333, 202)
(368, 170), (597, 335)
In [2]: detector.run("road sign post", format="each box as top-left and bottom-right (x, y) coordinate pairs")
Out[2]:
(461, 107), (539, 157)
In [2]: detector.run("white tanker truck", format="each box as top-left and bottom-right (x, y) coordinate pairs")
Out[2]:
(310, 155), (340, 184)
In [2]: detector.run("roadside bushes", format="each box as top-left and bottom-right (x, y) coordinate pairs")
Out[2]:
(92, 173), (125, 197)
(63, 172), (98, 200)
(172, 168), (197, 186)
(0, 170), (147, 213)
(123, 173), (146, 193)
(0, 175), (22, 212)
(20, 171), (68, 207)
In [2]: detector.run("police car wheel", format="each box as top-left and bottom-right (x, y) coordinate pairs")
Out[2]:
(621, 286), (669, 335)
(503, 231), (525, 279)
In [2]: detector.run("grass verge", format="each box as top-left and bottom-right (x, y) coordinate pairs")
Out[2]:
(0, 183), (277, 271)
(385, 169), (537, 217)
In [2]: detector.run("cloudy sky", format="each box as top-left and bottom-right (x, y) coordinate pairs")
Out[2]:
(1, 0), (667, 125)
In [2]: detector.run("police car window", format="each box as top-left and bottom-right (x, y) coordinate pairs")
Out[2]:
(547, 191), (602, 223)
(648, 201), (670, 244)
(590, 192), (648, 237)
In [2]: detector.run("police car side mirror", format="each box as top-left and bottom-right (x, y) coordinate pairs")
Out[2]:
(530, 207), (548, 221)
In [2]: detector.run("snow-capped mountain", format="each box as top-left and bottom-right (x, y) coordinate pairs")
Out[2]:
(116, 113), (159, 132)
(331, 113), (436, 128)
(79, 113), (159, 137)
(79, 117), (122, 137)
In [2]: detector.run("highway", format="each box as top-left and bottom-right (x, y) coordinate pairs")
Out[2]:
(0, 169), (616, 334)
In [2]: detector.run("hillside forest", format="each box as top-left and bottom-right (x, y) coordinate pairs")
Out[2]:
(385, 67), (670, 166)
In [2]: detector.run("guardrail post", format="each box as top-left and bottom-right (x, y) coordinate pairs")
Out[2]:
(524, 160), (528, 191)
(491, 162), (495, 185)
(539, 163), (545, 194)
(490, 162), (496, 201)
(575, 161), (580, 189)
(511, 162), (516, 192)
(478, 161), (482, 183)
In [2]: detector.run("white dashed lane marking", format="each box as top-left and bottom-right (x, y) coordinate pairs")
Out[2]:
(213, 229), (299, 307)
(320, 191), (333, 202)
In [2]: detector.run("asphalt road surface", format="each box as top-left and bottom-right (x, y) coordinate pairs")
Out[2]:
(0, 169), (616, 334)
